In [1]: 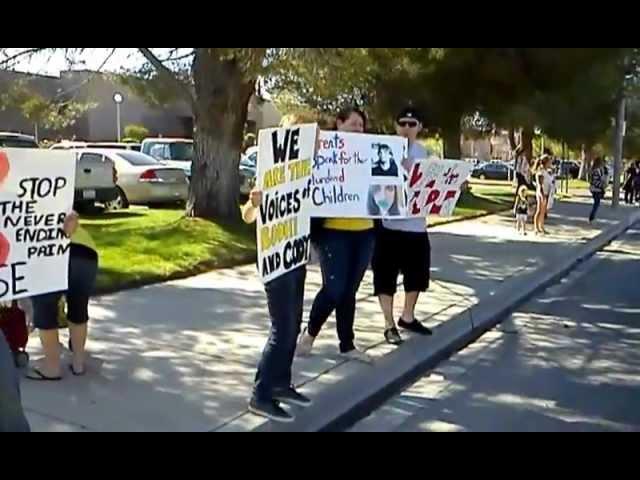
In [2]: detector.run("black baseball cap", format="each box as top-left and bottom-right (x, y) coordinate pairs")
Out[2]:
(396, 106), (423, 124)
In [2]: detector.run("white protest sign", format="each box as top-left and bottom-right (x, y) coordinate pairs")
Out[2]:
(257, 124), (317, 284)
(406, 158), (473, 218)
(0, 149), (76, 301)
(310, 131), (408, 218)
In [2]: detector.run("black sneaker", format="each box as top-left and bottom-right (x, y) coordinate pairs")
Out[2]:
(273, 387), (313, 408)
(398, 318), (433, 336)
(248, 398), (294, 423)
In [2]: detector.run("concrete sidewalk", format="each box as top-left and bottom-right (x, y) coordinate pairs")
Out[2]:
(21, 195), (640, 432)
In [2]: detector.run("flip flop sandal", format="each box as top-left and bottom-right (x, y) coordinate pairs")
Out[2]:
(384, 328), (403, 346)
(26, 367), (62, 382)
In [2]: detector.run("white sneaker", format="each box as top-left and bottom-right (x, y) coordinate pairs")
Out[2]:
(296, 329), (315, 357)
(341, 348), (375, 364)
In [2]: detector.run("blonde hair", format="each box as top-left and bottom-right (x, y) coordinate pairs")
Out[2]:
(280, 112), (319, 128)
(518, 185), (528, 197)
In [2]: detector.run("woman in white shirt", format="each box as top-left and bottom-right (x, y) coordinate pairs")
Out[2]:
(534, 155), (553, 235)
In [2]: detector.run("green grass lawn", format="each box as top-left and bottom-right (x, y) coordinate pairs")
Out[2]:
(83, 182), (516, 292)
(430, 181), (514, 226)
(81, 208), (256, 292)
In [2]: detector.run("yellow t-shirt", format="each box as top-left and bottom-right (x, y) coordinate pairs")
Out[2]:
(324, 218), (374, 231)
(71, 226), (98, 253)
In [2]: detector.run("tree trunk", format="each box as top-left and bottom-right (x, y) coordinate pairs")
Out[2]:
(521, 127), (534, 162)
(579, 144), (593, 181)
(442, 126), (461, 159)
(188, 51), (255, 222)
(508, 127), (518, 152)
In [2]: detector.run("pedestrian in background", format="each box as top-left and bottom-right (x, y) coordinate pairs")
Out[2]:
(589, 157), (607, 223)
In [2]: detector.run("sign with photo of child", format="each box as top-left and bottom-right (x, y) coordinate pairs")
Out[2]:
(256, 124), (318, 284)
(310, 131), (408, 219)
(0, 149), (76, 301)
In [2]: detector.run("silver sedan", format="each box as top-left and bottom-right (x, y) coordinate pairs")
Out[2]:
(76, 149), (189, 209)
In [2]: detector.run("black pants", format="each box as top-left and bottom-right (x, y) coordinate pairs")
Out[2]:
(32, 246), (98, 330)
(253, 266), (306, 402)
(625, 188), (634, 205)
(308, 229), (375, 353)
(590, 191), (604, 222)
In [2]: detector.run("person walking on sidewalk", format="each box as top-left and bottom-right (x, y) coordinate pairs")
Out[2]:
(373, 107), (434, 346)
(242, 189), (312, 424)
(633, 161), (640, 205)
(26, 212), (99, 381)
(589, 157), (608, 223)
(623, 162), (637, 205)
(534, 155), (553, 235)
(297, 107), (375, 364)
(0, 331), (30, 432)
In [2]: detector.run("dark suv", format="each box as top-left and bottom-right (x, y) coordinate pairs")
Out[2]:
(0, 132), (39, 149)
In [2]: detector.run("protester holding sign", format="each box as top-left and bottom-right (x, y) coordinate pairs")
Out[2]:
(297, 107), (375, 364)
(373, 107), (434, 345)
(26, 212), (99, 381)
(244, 122), (317, 423)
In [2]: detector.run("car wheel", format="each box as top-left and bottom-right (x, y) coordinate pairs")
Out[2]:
(479, 174), (487, 181)
(105, 188), (129, 211)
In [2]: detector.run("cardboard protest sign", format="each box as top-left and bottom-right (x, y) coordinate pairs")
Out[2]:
(0, 149), (76, 301)
(257, 124), (317, 283)
(406, 158), (473, 218)
(310, 131), (408, 219)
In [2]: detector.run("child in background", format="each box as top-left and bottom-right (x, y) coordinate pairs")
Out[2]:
(514, 185), (529, 236)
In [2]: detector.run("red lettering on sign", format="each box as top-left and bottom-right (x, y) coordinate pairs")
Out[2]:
(409, 163), (424, 188)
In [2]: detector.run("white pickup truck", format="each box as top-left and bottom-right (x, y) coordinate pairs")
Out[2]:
(0, 132), (118, 208)
(73, 150), (118, 208)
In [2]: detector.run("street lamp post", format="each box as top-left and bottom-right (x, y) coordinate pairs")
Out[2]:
(113, 92), (124, 142)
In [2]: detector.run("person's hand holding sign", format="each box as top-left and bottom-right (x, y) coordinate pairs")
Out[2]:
(242, 187), (262, 225)
(63, 211), (80, 238)
(250, 188), (263, 208)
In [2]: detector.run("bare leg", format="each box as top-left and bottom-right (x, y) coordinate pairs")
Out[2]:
(38, 329), (62, 378)
(379, 294), (396, 330)
(69, 323), (88, 373)
(402, 292), (420, 322)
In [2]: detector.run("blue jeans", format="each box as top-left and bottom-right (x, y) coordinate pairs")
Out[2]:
(308, 229), (375, 353)
(253, 266), (307, 402)
(0, 333), (30, 432)
(590, 191), (604, 222)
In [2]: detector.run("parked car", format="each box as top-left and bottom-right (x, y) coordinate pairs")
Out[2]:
(240, 146), (258, 196)
(471, 162), (514, 181)
(50, 141), (141, 151)
(74, 149), (189, 210)
(141, 138), (193, 180)
(0, 132), (39, 149)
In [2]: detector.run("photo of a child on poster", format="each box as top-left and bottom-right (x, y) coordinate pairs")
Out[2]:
(367, 184), (403, 217)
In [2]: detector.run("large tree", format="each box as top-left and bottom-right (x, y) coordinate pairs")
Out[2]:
(1, 48), (374, 222)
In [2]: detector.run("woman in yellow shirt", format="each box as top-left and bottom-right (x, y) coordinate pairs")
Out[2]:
(297, 107), (375, 363)
(26, 212), (99, 381)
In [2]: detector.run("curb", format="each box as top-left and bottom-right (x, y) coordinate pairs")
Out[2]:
(254, 209), (640, 432)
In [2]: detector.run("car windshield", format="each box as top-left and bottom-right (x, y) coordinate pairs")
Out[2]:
(170, 142), (194, 162)
(117, 151), (161, 166)
(0, 138), (38, 148)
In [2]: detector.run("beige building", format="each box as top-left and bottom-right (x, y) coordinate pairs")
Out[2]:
(0, 69), (281, 141)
